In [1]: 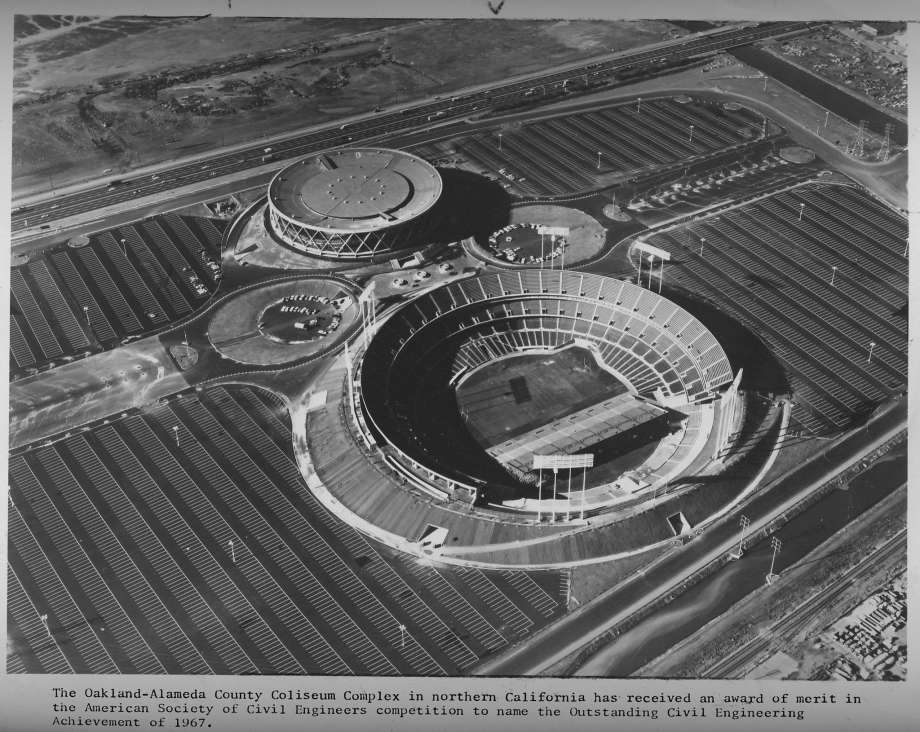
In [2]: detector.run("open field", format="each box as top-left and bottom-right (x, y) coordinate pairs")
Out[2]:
(13, 16), (682, 192)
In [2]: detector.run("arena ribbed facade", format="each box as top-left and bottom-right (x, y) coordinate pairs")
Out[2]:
(267, 147), (442, 259)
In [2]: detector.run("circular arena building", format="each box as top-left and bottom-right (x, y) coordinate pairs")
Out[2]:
(357, 269), (737, 511)
(267, 147), (443, 259)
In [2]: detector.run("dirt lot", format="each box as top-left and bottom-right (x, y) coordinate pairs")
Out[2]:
(13, 15), (683, 194)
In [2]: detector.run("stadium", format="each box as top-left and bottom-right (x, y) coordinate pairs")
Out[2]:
(266, 147), (443, 259)
(353, 269), (746, 527)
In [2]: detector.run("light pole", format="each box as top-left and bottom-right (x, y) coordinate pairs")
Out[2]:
(699, 237), (706, 258)
(830, 265), (838, 287)
(552, 468), (558, 523)
(824, 110), (830, 128)
(172, 425), (180, 447)
(798, 203), (805, 222)
(867, 341), (876, 363)
(597, 151), (602, 170)
(729, 515), (749, 559)
(537, 467), (543, 522)
(399, 623), (407, 649)
(688, 124), (694, 144)
(636, 97), (642, 114)
(566, 466), (572, 521)
(498, 132), (503, 152)
(40, 613), (51, 638)
(766, 536), (781, 584)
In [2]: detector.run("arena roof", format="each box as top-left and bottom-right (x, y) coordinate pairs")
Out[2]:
(268, 148), (442, 234)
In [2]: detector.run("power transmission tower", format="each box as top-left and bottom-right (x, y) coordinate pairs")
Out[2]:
(877, 123), (893, 162)
(847, 120), (867, 157)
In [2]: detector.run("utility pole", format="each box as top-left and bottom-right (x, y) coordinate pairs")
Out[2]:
(765, 536), (781, 585)
(729, 515), (749, 559)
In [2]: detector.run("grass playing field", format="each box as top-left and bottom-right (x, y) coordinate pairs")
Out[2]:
(456, 346), (627, 447)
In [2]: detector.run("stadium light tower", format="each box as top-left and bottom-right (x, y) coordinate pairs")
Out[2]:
(830, 265), (838, 287)
(729, 514), (749, 560)
(867, 341), (876, 363)
(657, 258), (665, 294)
(647, 254), (656, 289)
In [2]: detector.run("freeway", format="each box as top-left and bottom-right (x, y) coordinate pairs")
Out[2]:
(472, 397), (905, 676)
(13, 20), (819, 235)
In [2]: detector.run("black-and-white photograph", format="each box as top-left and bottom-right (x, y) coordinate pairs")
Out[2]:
(3, 1), (912, 729)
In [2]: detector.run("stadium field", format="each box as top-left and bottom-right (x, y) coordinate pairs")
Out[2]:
(456, 346), (629, 447)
